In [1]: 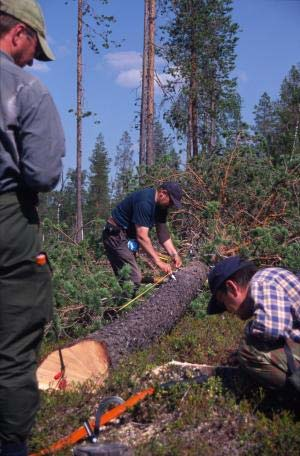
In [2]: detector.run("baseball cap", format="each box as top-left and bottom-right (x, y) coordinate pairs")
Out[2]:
(207, 256), (254, 315)
(0, 0), (55, 61)
(161, 182), (182, 208)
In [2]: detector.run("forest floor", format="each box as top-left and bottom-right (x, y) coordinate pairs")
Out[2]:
(30, 289), (300, 455)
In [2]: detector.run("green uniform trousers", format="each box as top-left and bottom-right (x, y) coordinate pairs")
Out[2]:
(238, 333), (300, 391)
(0, 192), (52, 444)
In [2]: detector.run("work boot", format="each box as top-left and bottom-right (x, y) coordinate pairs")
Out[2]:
(0, 441), (27, 456)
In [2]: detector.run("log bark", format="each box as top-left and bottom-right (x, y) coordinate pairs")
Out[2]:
(37, 261), (208, 390)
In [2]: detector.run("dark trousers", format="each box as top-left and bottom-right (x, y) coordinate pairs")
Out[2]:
(0, 192), (52, 445)
(102, 223), (142, 286)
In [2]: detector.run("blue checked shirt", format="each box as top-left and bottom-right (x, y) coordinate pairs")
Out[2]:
(248, 268), (300, 342)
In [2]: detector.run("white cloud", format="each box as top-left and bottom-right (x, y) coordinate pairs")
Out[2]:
(237, 70), (248, 83)
(105, 51), (166, 71)
(115, 69), (177, 93)
(31, 61), (50, 73)
(116, 69), (141, 88)
(105, 51), (142, 70)
(104, 51), (169, 90)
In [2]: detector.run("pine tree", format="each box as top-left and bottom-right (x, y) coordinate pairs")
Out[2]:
(58, 168), (88, 233)
(276, 64), (300, 160)
(153, 119), (180, 168)
(113, 131), (136, 203)
(253, 92), (278, 157)
(159, 0), (239, 157)
(86, 133), (110, 221)
(253, 65), (300, 163)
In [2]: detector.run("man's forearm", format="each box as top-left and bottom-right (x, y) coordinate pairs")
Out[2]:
(136, 225), (174, 274)
(137, 233), (173, 274)
(161, 238), (178, 257)
(136, 233), (160, 264)
(156, 223), (171, 245)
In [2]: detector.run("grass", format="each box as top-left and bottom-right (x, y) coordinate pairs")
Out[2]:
(29, 302), (300, 455)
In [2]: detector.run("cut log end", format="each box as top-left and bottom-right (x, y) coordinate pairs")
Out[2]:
(37, 340), (109, 391)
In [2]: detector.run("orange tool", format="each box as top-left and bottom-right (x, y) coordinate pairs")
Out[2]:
(30, 387), (155, 455)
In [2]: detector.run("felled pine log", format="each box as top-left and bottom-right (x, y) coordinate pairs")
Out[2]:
(37, 261), (208, 390)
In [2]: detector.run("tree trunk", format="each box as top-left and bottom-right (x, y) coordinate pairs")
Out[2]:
(139, 0), (149, 166)
(146, 0), (155, 166)
(291, 104), (299, 159)
(37, 261), (208, 390)
(75, 0), (84, 243)
(209, 98), (217, 154)
(186, 97), (193, 162)
(190, 44), (199, 158)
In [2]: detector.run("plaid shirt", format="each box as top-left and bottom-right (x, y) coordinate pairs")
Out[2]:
(249, 268), (300, 342)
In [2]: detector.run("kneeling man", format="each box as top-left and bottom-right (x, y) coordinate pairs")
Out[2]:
(207, 256), (300, 392)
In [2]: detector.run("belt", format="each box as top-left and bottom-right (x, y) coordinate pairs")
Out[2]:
(104, 218), (125, 236)
(0, 190), (38, 205)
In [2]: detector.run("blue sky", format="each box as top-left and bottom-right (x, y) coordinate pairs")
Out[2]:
(30, 0), (300, 174)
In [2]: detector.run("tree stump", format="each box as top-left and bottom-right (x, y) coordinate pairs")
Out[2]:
(37, 261), (208, 390)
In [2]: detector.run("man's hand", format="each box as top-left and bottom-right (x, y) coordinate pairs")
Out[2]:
(172, 253), (182, 269)
(156, 259), (172, 275)
(136, 225), (172, 275)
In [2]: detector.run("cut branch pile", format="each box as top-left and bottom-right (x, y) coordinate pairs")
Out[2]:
(37, 261), (208, 390)
(169, 156), (300, 267)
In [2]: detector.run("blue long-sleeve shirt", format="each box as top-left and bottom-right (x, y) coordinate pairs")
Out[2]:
(0, 50), (65, 193)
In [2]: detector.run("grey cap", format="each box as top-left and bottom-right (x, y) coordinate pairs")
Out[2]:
(0, 0), (55, 61)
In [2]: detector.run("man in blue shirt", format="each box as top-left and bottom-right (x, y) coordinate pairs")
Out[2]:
(207, 256), (300, 393)
(0, 1), (65, 454)
(103, 182), (183, 287)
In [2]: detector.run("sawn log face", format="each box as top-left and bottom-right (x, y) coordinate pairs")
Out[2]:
(87, 261), (208, 368)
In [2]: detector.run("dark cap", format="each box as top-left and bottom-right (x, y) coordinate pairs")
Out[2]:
(0, 0), (55, 61)
(160, 182), (182, 208)
(207, 256), (254, 315)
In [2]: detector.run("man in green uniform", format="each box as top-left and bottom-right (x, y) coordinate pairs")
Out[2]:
(0, 1), (65, 454)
